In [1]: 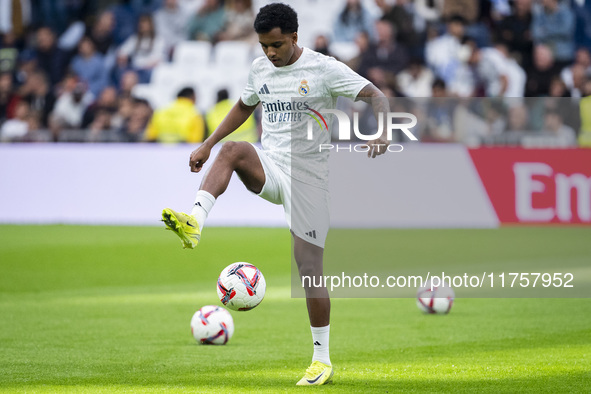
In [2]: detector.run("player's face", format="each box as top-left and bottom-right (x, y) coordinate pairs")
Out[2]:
(258, 27), (298, 67)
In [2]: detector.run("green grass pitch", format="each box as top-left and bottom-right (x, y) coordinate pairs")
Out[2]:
(0, 225), (590, 393)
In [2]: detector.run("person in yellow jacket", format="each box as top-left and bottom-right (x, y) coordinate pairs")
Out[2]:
(579, 80), (591, 147)
(145, 87), (205, 143)
(206, 89), (259, 142)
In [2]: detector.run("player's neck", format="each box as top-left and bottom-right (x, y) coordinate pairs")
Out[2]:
(285, 45), (303, 66)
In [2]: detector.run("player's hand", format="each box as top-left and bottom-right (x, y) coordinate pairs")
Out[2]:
(189, 144), (211, 173)
(361, 137), (389, 158)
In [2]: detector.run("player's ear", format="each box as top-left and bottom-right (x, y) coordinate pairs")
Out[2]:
(291, 32), (298, 45)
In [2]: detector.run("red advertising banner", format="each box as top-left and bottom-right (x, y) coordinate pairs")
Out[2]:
(469, 148), (591, 224)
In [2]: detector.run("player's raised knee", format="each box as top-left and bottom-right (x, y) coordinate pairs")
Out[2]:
(218, 141), (244, 164)
(219, 141), (250, 161)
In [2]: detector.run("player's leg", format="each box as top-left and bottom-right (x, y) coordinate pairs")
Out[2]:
(293, 235), (330, 323)
(163, 141), (265, 248)
(199, 141), (266, 197)
(293, 235), (333, 386)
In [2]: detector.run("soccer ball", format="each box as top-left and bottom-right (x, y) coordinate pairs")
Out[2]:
(416, 280), (455, 314)
(217, 262), (266, 311)
(190, 305), (234, 345)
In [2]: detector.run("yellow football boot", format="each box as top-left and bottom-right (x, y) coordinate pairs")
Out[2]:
(296, 361), (333, 386)
(161, 208), (201, 249)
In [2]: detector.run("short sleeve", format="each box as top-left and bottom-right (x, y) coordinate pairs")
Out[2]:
(240, 60), (261, 106)
(323, 57), (370, 99)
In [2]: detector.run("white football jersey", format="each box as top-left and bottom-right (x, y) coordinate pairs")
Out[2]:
(241, 47), (370, 189)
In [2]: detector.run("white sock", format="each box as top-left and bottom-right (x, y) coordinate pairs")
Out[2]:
(190, 190), (216, 230)
(311, 325), (331, 366)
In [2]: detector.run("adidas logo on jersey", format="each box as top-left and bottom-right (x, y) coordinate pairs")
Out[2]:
(258, 84), (270, 94)
(305, 230), (317, 239)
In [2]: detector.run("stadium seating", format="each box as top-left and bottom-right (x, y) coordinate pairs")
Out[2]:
(213, 41), (253, 70)
(172, 41), (213, 69)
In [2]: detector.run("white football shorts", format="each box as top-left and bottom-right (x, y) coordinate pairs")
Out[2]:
(251, 144), (329, 248)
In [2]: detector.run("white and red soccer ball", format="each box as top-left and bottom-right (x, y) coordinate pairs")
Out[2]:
(416, 280), (455, 314)
(217, 262), (266, 311)
(190, 305), (234, 345)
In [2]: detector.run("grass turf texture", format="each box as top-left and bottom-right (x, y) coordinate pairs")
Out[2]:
(0, 226), (590, 393)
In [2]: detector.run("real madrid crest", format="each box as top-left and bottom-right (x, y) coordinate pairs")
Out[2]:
(299, 79), (309, 96)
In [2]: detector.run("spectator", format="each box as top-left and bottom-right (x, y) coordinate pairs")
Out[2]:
(358, 20), (409, 87)
(145, 87), (205, 143)
(14, 49), (36, 86)
(0, 101), (30, 142)
(71, 37), (109, 97)
(33, 0), (94, 36)
(525, 44), (561, 97)
(345, 30), (370, 72)
(87, 108), (116, 142)
(542, 109), (577, 147)
(425, 15), (473, 96)
(0, 71), (19, 122)
(468, 41), (526, 97)
(121, 97), (152, 142)
(49, 81), (93, 141)
(17, 71), (55, 128)
(117, 14), (165, 83)
(560, 48), (591, 98)
(579, 79), (591, 147)
(187, 0), (226, 42)
(547, 77), (580, 132)
(111, 95), (133, 130)
(455, 100), (509, 146)
(532, 0), (575, 67)
(573, 0), (591, 48)
(433, 78), (447, 96)
(313, 35), (331, 57)
(32, 26), (70, 88)
(26, 112), (41, 138)
(483, 100), (508, 136)
(1, 0), (31, 40)
(332, 0), (376, 43)
(377, 0), (422, 56)
(218, 0), (257, 43)
(88, 11), (116, 55)
(496, 0), (533, 70)
(82, 86), (119, 128)
(426, 15), (465, 78)
(109, 0), (140, 46)
(423, 78), (457, 142)
(119, 69), (139, 98)
(396, 58), (435, 97)
(414, 0), (444, 24)
(206, 88), (258, 142)
(0, 31), (19, 74)
(154, 0), (190, 56)
(574, 47), (591, 73)
(506, 104), (530, 132)
(549, 76), (570, 98)
(561, 63), (587, 99)
(449, 0), (492, 47)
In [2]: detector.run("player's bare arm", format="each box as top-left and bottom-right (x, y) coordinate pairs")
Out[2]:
(189, 99), (258, 173)
(356, 83), (391, 158)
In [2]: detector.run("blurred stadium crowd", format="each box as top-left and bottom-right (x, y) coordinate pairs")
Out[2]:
(0, 0), (590, 146)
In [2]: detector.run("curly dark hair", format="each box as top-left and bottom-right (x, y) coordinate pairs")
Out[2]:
(254, 3), (298, 34)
